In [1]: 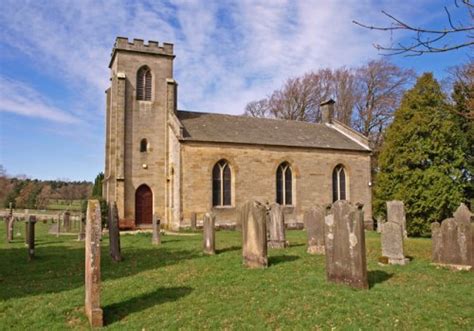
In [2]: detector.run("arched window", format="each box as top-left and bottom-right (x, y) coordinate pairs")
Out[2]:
(140, 138), (148, 152)
(332, 164), (347, 202)
(137, 66), (152, 101)
(212, 160), (231, 206)
(276, 162), (292, 205)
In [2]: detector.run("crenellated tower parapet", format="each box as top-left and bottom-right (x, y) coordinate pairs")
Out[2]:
(109, 37), (174, 68)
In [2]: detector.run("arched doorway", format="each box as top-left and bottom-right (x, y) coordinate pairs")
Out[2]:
(135, 184), (153, 225)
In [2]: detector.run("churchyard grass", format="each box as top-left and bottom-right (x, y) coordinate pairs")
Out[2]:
(0, 221), (473, 329)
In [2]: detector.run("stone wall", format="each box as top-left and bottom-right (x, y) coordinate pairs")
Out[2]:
(180, 141), (372, 226)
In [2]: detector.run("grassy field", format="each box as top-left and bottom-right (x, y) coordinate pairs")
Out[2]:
(0, 222), (473, 330)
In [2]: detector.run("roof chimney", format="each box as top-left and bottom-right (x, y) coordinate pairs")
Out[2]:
(320, 99), (335, 124)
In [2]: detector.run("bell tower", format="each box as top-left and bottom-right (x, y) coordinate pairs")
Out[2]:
(104, 37), (177, 228)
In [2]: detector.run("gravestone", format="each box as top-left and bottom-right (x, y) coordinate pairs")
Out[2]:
(56, 213), (61, 237)
(387, 200), (407, 238)
(267, 203), (287, 249)
(381, 221), (408, 265)
(25, 217), (29, 245)
(324, 201), (368, 289)
(5, 217), (11, 243)
(78, 213), (86, 241)
(7, 217), (15, 242)
(241, 200), (268, 268)
(431, 203), (473, 271)
(304, 205), (326, 255)
(84, 200), (103, 327)
(376, 216), (385, 234)
(27, 216), (37, 261)
(63, 211), (71, 233)
(190, 212), (197, 231)
(203, 212), (216, 255)
(152, 214), (161, 245)
(107, 202), (122, 262)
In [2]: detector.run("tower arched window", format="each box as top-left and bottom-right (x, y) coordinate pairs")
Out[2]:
(140, 138), (148, 152)
(137, 66), (152, 101)
(212, 160), (231, 206)
(332, 164), (347, 202)
(276, 162), (292, 205)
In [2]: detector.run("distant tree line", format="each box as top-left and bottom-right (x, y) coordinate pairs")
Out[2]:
(0, 166), (92, 210)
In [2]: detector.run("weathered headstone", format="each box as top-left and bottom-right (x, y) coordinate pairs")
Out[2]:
(387, 200), (407, 238)
(63, 211), (71, 233)
(376, 215), (385, 234)
(203, 212), (216, 255)
(108, 202), (122, 262)
(56, 213), (61, 237)
(324, 201), (368, 289)
(241, 200), (268, 268)
(7, 217), (15, 242)
(381, 221), (408, 265)
(5, 217), (11, 243)
(152, 214), (161, 245)
(84, 200), (103, 327)
(27, 216), (37, 261)
(190, 212), (197, 231)
(431, 204), (473, 271)
(78, 213), (86, 241)
(304, 205), (326, 255)
(267, 203), (287, 249)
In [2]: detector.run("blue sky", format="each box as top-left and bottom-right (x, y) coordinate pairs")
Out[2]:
(0, 0), (471, 181)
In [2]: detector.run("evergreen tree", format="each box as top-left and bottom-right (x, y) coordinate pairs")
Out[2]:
(452, 80), (473, 206)
(91, 172), (104, 198)
(374, 73), (467, 236)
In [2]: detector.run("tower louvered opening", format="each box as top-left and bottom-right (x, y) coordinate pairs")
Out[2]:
(137, 66), (152, 101)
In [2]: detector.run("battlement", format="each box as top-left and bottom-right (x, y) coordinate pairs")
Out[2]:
(109, 37), (174, 67)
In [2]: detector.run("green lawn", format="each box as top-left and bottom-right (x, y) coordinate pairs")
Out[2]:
(0, 222), (473, 330)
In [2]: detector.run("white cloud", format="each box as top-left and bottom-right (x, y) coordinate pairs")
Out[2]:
(0, 0), (438, 120)
(0, 77), (80, 124)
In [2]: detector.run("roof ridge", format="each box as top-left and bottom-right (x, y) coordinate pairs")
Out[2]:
(177, 109), (325, 127)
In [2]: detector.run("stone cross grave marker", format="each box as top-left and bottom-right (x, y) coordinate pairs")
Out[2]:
(324, 201), (368, 289)
(203, 212), (216, 255)
(108, 202), (122, 262)
(267, 203), (287, 249)
(84, 200), (103, 327)
(304, 205), (326, 255)
(241, 200), (268, 268)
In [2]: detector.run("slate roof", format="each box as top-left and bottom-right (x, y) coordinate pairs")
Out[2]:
(176, 110), (370, 152)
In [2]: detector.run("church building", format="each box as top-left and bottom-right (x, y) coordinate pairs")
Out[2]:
(103, 37), (373, 230)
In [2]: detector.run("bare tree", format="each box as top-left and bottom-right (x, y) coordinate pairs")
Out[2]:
(353, 59), (415, 173)
(353, 0), (474, 56)
(448, 60), (474, 119)
(244, 99), (271, 118)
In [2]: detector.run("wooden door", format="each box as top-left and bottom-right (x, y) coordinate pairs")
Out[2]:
(135, 184), (153, 225)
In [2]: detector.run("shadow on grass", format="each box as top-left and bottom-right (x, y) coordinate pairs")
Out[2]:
(0, 244), (201, 301)
(269, 255), (300, 266)
(368, 270), (393, 288)
(216, 245), (241, 254)
(287, 243), (305, 248)
(104, 286), (193, 325)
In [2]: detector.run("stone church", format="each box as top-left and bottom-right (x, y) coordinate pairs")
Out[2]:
(103, 37), (373, 230)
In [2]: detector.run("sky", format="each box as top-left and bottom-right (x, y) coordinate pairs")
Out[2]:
(0, 0), (471, 181)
